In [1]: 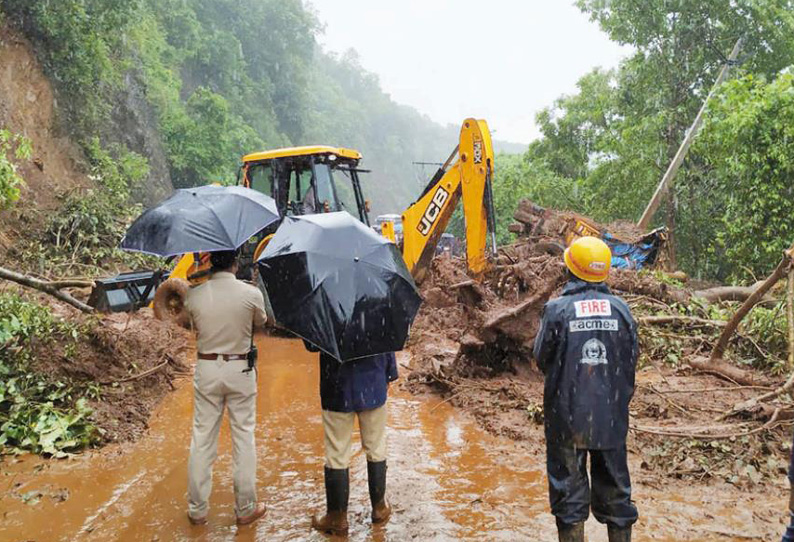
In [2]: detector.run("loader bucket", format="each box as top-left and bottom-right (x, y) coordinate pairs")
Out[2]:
(88, 270), (168, 313)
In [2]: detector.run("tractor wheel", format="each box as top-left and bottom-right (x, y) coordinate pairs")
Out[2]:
(153, 278), (191, 328)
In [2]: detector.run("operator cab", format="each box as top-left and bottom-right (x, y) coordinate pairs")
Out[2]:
(241, 146), (370, 225)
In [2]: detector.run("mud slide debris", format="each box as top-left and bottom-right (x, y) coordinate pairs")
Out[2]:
(407, 204), (794, 485)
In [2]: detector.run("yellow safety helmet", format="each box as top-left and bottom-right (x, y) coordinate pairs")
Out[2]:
(564, 236), (612, 283)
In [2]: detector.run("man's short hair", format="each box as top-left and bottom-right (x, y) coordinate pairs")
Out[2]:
(210, 250), (238, 271)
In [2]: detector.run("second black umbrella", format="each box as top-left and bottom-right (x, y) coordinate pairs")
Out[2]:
(257, 212), (422, 361)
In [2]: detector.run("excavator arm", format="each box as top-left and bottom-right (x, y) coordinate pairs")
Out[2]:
(401, 118), (496, 280)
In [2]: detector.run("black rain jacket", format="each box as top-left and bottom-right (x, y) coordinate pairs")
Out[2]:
(533, 279), (638, 449)
(303, 341), (398, 413)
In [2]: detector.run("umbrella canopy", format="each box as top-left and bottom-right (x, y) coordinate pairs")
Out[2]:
(257, 212), (422, 361)
(120, 185), (280, 257)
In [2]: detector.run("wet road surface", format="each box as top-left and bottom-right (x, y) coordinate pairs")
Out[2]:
(0, 336), (781, 541)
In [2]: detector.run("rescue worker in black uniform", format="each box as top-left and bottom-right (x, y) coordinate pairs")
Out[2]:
(533, 236), (639, 542)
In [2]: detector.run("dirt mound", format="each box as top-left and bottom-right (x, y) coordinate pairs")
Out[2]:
(31, 307), (191, 444)
(409, 242), (566, 380)
(0, 25), (89, 207)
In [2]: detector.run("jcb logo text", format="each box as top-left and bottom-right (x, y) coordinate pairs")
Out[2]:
(418, 187), (449, 236)
(473, 140), (483, 164)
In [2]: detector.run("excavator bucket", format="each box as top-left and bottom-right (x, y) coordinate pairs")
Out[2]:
(87, 270), (167, 313)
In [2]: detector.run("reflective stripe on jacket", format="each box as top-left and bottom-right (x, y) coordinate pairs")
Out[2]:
(533, 279), (638, 449)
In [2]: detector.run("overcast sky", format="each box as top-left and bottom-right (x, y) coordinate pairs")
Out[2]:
(306, 0), (629, 144)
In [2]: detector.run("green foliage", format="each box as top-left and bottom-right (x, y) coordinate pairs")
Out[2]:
(0, 0), (141, 134)
(165, 88), (263, 187)
(20, 140), (155, 275)
(0, 294), (99, 456)
(741, 302), (789, 373)
(697, 73), (794, 279)
(0, 129), (31, 208)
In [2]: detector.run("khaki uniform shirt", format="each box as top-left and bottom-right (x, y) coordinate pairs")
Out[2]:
(185, 271), (267, 355)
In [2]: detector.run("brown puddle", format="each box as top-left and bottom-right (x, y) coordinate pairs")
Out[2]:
(0, 335), (781, 541)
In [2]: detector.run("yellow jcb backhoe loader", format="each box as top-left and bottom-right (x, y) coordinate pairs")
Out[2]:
(89, 119), (499, 321)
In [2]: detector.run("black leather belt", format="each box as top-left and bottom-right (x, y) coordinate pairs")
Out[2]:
(197, 353), (247, 361)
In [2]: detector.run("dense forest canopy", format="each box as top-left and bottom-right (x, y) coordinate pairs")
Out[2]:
(0, 0), (521, 218)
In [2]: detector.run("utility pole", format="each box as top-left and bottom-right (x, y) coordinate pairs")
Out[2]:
(637, 37), (744, 231)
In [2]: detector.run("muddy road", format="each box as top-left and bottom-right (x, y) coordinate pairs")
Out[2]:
(0, 335), (786, 541)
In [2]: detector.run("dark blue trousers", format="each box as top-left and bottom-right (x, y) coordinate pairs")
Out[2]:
(783, 517), (794, 542)
(783, 431), (794, 542)
(547, 443), (638, 528)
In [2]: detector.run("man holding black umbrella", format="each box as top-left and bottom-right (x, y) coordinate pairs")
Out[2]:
(184, 250), (268, 527)
(256, 212), (422, 535)
(306, 345), (399, 535)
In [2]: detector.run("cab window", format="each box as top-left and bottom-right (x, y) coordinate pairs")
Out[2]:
(314, 163), (339, 212)
(287, 167), (315, 215)
(248, 163), (274, 197)
(334, 168), (359, 216)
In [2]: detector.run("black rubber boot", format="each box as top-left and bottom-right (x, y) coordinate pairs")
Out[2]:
(556, 519), (585, 542)
(367, 460), (392, 523)
(311, 467), (349, 535)
(607, 524), (632, 542)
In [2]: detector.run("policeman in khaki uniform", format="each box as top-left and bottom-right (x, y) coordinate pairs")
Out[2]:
(184, 250), (267, 526)
(305, 342), (399, 536)
(534, 237), (639, 542)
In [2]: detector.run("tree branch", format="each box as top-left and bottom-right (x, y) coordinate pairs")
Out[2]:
(0, 265), (94, 313)
(710, 248), (794, 362)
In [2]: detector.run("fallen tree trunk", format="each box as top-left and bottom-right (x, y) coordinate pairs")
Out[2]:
(0, 265), (95, 313)
(612, 273), (775, 306)
(688, 356), (772, 387)
(693, 282), (766, 304)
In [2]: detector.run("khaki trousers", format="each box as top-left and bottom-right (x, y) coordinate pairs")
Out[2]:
(322, 404), (388, 469)
(187, 358), (257, 518)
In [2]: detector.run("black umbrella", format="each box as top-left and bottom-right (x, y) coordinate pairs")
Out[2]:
(120, 185), (279, 257)
(257, 212), (422, 361)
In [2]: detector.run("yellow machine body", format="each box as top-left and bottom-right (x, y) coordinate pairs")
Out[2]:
(565, 219), (602, 246)
(381, 221), (396, 243)
(242, 145), (362, 163)
(400, 118), (496, 279)
(169, 251), (212, 285)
